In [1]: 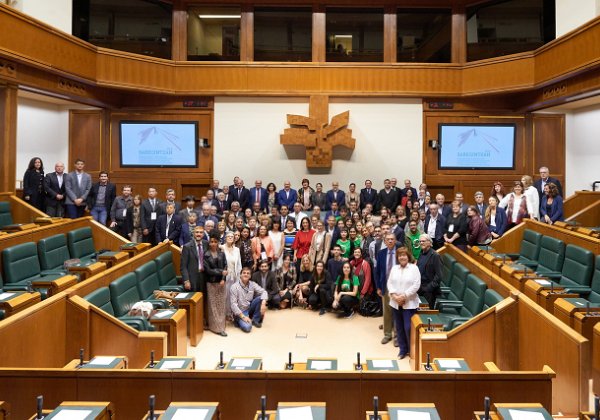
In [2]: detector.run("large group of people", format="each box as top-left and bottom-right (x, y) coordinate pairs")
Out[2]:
(22, 158), (565, 358)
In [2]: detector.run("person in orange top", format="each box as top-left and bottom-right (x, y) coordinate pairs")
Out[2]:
(251, 225), (274, 266)
(292, 217), (316, 271)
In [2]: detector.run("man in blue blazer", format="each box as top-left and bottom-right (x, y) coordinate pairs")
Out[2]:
(155, 203), (182, 244)
(277, 180), (298, 209)
(325, 181), (345, 211)
(375, 233), (400, 345)
(534, 166), (564, 200)
(423, 204), (446, 250)
(359, 179), (378, 210)
(249, 179), (268, 212)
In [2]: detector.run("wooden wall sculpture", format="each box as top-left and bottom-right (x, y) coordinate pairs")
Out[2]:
(280, 95), (355, 168)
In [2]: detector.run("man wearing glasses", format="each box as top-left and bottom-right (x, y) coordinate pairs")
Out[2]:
(416, 234), (442, 309)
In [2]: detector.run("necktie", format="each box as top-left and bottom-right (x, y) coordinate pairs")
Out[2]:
(166, 216), (171, 237)
(387, 250), (394, 280)
(334, 191), (337, 201)
(197, 243), (204, 271)
(151, 199), (155, 209)
(220, 201), (223, 211)
(257, 189), (261, 204)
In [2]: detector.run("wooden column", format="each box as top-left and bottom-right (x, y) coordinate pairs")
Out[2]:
(0, 84), (17, 192)
(312, 6), (326, 63)
(384, 7), (397, 63)
(171, 0), (188, 61)
(451, 6), (467, 64)
(241, 6), (254, 61)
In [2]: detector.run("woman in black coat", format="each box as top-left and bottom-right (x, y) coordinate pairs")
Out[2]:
(23, 157), (45, 211)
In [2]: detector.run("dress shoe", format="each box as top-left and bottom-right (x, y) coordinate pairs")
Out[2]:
(252, 320), (262, 328)
(394, 339), (399, 347)
(319, 308), (326, 316)
(219, 331), (228, 337)
(381, 336), (392, 344)
(378, 324), (383, 330)
(399, 353), (408, 360)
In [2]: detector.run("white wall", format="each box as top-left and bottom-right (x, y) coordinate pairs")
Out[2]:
(213, 97), (423, 191)
(563, 105), (600, 194)
(13, 0), (72, 34)
(556, 0), (600, 37)
(16, 98), (70, 187)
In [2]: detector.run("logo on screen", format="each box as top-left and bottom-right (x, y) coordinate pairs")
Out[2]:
(138, 126), (182, 151)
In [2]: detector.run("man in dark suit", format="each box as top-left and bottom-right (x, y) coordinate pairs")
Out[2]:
(181, 225), (209, 324)
(325, 181), (345, 211)
(210, 179), (223, 197)
(87, 171), (116, 226)
(473, 191), (487, 218)
(454, 192), (469, 214)
(400, 179), (418, 199)
(179, 195), (200, 222)
(360, 179), (378, 210)
(375, 233), (399, 345)
(215, 192), (228, 215)
(378, 179), (399, 212)
(435, 194), (452, 218)
(534, 166), (564, 200)
(141, 187), (163, 246)
(251, 260), (281, 308)
(44, 161), (66, 217)
(311, 182), (327, 210)
(230, 179), (251, 210)
(64, 158), (92, 219)
(277, 180), (298, 209)
(155, 203), (182, 244)
(221, 186), (231, 211)
(249, 179), (268, 212)
(278, 204), (296, 229)
(417, 234), (442, 309)
(423, 203), (446, 250)
(158, 188), (182, 213)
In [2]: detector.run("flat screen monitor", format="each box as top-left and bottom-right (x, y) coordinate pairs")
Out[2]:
(119, 121), (199, 167)
(438, 123), (516, 170)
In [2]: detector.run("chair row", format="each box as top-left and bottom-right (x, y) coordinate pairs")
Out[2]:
(83, 252), (183, 331)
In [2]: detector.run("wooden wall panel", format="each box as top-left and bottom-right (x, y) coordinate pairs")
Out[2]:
(532, 114), (565, 190)
(383, 11), (397, 63)
(69, 110), (104, 173)
(0, 84), (17, 192)
(563, 191), (600, 218)
(451, 7), (466, 64)
(312, 11), (325, 63)
(462, 54), (534, 94)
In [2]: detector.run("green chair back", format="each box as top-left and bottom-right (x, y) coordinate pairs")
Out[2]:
(483, 289), (504, 310)
(84, 287), (115, 316)
(558, 244), (594, 288)
(0, 202), (13, 229)
(135, 261), (161, 300)
(1, 242), (42, 284)
(457, 274), (487, 318)
(155, 252), (178, 287)
(587, 256), (600, 303)
(109, 273), (142, 317)
(67, 227), (96, 260)
(447, 263), (469, 301)
(518, 229), (543, 262)
(536, 236), (565, 274)
(38, 234), (71, 272)
(441, 254), (457, 287)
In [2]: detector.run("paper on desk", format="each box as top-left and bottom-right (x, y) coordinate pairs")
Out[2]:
(535, 279), (551, 286)
(395, 410), (431, 420)
(154, 310), (174, 318)
(437, 359), (461, 368)
(372, 359), (394, 368)
(310, 360), (332, 370)
(88, 356), (116, 366)
(507, 409), (546, 420)
(171, 408), (209, 420)
(0, 292), (16, 300)
(278, 406), (313, 420)
(231, 358), (254, 368)
(51, 409), (93, 420)
(176, 292), (190, 299)
(160, 360), (186, 369)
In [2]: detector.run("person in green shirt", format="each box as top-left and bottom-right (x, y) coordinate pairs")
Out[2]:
(336, 228), (351, 259)
(332, 261), (360, 318)
(405, 220), (422, 260)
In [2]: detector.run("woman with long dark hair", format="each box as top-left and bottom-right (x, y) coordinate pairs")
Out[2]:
(274, 254), (297, 309)
(204, 234), (228, 336)
(308, 260), (333, 314)
(332, 261), (360, 318)
(23, 157), (45, 211)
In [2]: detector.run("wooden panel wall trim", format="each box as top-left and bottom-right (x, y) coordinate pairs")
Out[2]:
(0, 84), (17, 192)
(312, 11), (326, 63)
(69, 110), (104, 173)
(531, 114), (565, 192)
(172, 0), (187, 61)
(451, 6), (466, 64)
(383, 12), (397, 63)
(241, 7), (254, 62)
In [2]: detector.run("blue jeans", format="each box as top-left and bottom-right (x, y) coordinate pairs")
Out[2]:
(392, 307), (417, 357)
(234, 297), (263, 333)
(91, 205), (108, 225)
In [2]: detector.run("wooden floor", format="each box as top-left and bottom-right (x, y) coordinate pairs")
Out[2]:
(188, 307), (407, 371)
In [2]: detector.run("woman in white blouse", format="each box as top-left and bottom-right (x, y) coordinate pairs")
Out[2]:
(221, 231), (242, 320)
(387, 247), (421, 360)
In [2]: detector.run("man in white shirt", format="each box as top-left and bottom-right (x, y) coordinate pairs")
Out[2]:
(292, 202), (308, 229)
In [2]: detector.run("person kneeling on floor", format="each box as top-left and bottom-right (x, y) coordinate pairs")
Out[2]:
(230, 266), (268, 332)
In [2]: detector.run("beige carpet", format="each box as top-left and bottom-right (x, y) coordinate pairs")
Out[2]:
(188, 307), (410, 371)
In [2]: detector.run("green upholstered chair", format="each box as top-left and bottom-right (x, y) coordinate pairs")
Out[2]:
(0, 201), (13, 229)
(154, 252), (184, 292)
(37, 234), (70, 275)
(1, 242), (65, 299)
(494, 229), (542, 267)
(547, 244), (594, 292)
(534, 236), (565, 276)
(134, 261), (169, 307)
(440, 253), (457, 294)
(84, 286), (154, 331)
(67, 227), (121, 263)
(436, 262), (470, 312)
(584, 256), (600, 303)
(482, 289), (505, 310)
(437, 274), (488, 330)
(109, 273), (167, 318)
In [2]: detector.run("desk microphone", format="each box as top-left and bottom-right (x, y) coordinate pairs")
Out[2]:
(550, 282), (554, 294)
(36, 395), (44, 419)
(149, 350), (156, 368)
(483, 396), (490, 420)
(27, 281), (34, 293)
(77, 348), (85, 368)
(217, 351), (225, 370)
(427, 318), (432, 331)
(286, 352), (293, 370)
(148, 395), (156, 420)
(355, 352), (362, 371)
(260, 395), (267, 420)
(424, 352), (433, 371)
(372, 396), (379, 420)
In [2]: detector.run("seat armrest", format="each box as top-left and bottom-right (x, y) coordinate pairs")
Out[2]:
(449, 317), (471, 329)
(439, 287), (451, 294)
(159, 285), (185, 292)
(540, 272), (562, 280)
(118, 316), (155, 331)
(563, 286), (591, 295)
(1, 284), (30, 292)
(505, 253), (520, 260)
(435, 299), (463, 310)
(144, 299), (170, 309)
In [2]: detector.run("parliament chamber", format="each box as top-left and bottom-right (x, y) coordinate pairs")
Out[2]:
(1, 0), (600, 418)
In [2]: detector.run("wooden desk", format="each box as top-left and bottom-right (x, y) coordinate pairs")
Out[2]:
(67, 261), (106, 281)
(364, 359), (399, 371)
(150, 309), (187, 356)
(573, 310), (600, 341)
(2, 223), (37, 232)
(554, 297), (600, 327)
(523, 279), (578, 311)
(32, 401), (115, 420)
(0, 291), (41, 317)
(174, 292), (203, 347)
(119, 242), (151, 257)
(64, 356), (128, 370)
(225, 357), (262, 370)
(432, 358), (470, 372)
(156, 402), (219, 419)
(149, 356), (195, 370)
(98, 251), (129, 268)
(494, 403), (552, 420)
(34, 216), (64, 225)
(0, 401), (9, 420)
